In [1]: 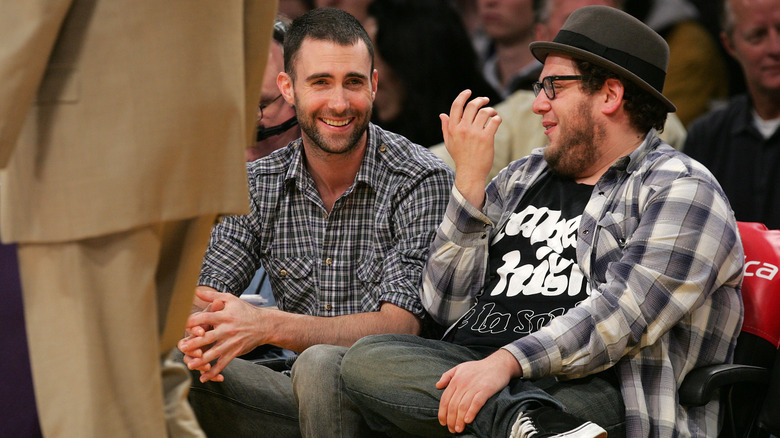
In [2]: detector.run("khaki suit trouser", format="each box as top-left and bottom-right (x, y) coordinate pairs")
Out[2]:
(18, 215), (216, 438)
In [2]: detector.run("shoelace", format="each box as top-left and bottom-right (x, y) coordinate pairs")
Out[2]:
(509, 412), (538, 438)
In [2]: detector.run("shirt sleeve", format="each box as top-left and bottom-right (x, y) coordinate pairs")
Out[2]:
(198, 168), (266, 296)
(420, 164), (520, 326)
(377, 167), (454, 318)
(198, 212), (263, 296)
(503, 174), (744, 379)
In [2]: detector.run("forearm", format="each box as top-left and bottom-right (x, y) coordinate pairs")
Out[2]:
(454, 173), (487, 210)
(265, 303), (421, 352)
(421, 187), (492, 326)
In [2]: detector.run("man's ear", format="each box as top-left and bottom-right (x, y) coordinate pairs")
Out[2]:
(601, 78), (624, 115)
(278, 72), (294, 105)
(371, 68), (378, 98)
(721, 30), (737, 59)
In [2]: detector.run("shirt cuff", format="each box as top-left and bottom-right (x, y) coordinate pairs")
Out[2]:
(379, 289), (426, 319)
(442, 187), (494, 247)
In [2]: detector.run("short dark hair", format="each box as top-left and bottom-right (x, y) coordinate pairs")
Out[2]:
(574, 59), (668, 133)
(283, 7), (375, 81)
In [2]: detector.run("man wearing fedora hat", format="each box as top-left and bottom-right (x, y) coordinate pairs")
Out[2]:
(336, 5), (744, 437)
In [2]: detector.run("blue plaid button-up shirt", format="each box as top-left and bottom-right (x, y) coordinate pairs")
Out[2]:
(422, 130), (744, 437)
(200, 123), (453, 318)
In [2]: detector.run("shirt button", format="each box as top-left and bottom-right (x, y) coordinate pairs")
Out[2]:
(325, 304), (333, 311)
(279, 269), (288, 277)
(323, 212), (328, 219)
(325, 257), (333, 265)
(379, 144), (387, 152)
(583, 230), (589, 236)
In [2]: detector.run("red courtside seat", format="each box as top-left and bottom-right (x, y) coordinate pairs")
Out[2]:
(679, 222), (780, 438)
(739, 222), (780, 350)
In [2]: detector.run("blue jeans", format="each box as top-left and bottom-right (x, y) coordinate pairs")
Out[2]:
(341, 334), (625, 438)
(175, 345), (374, 438)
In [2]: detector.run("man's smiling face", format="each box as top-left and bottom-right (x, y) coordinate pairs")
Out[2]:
(284, 38), (377, 156)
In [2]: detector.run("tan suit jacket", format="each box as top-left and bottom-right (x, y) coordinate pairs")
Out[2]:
(0, 0), (276, 243)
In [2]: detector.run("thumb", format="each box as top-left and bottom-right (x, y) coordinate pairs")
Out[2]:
(436, 367), (455, 389)
(209, 297), (227, 312)
(195, 286), (221, 304)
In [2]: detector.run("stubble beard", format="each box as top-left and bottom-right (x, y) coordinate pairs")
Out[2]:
(543, 101), (604, 179)
(296, 102), (372, 157)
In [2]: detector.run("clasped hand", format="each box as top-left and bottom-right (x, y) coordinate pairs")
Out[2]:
(178, 287), (271, 383)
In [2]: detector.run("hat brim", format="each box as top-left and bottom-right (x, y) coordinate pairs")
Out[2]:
(530, 41), (677, 112)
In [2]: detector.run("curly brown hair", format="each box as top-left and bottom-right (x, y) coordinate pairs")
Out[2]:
(574, 59), (668, 133)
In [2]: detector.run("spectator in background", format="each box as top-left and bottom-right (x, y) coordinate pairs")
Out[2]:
(450, 0), (495, 70)
(430, 0), (687, 180)
(247, 18), (300, 162)
(689, 0), (748, 96)
(684, 0), (780, 230)
(315, 0), (373, 24)
(278, 0), (314, 20)
(477, 0), (541, 96)
(366, 0), (502, 147)
(623, 0), (729, 126)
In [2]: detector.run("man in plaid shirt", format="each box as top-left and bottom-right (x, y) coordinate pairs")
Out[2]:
(340, 6), (744, 438)
(175, 8), (453, 438)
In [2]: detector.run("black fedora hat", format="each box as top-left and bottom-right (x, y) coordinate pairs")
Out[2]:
(529, 5), (676, 112)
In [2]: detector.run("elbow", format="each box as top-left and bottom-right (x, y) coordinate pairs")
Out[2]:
(379, 302), (423, 336)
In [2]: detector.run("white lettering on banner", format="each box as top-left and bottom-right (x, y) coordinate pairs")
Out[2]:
(744, 260), (778, 280)
(489, 206), (590, 298)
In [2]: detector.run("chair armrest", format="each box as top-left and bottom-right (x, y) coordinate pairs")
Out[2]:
(679, 364), (770, 406)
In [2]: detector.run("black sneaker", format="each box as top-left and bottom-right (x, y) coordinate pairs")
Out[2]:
(509, 406), (607, 438)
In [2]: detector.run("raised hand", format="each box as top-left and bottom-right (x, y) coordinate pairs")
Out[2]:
(440, 89), (502, 209)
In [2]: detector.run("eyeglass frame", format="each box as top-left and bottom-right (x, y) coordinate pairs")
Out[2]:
(258, 94), (284, 120)
(532, 75), (585, 100)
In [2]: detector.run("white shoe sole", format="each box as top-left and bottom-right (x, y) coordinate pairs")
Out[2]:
(551, 422), (607, 438)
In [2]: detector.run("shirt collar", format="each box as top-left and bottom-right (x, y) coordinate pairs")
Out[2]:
(619, 129), (661, 175)
(283, 123), (384, 194)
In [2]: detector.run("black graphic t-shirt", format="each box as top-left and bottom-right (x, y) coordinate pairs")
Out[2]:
(446, 172), (594, 354)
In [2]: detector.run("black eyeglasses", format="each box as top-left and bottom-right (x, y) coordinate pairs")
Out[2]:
(532, 75), (585, 100)
(258, 94), (284, 120)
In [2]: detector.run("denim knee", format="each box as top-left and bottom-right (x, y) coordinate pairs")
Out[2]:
(341, 335), (409, 396)
(291, 344), (347, 398)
